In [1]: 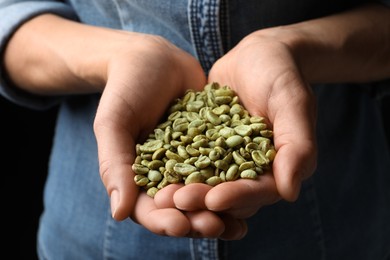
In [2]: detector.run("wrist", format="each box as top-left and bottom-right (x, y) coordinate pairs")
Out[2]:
(252, 26), (322, 83)
(254, 4), (390, 84)
(4, 14), (125, 94)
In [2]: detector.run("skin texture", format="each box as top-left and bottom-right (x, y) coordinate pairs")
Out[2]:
(3, 3), (390, 240)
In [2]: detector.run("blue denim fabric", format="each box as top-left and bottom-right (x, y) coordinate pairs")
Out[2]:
(1, 0), (390, 259)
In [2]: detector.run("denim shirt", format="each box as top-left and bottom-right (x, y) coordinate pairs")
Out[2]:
(1, 1), (390, 259)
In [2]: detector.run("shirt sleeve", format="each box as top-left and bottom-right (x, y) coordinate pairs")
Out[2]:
(0, 1), (79, 110)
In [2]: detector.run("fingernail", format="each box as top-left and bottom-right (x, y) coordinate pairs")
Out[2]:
(110, 190), (119, 219)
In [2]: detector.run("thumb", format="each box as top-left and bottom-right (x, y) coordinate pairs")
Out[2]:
(272, 138), (317, 201)
(270, 83), (317, 201)
(93, 89), (140, 221)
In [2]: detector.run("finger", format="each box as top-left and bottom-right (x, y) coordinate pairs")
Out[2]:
(269, 80), (317, 201)
(154, 185), (226, 238)
(154, 183), (184, 209)
(184, 210), (225, 238)
(173, 183), (213, 211)
(272, 138), (316, 201)
(218, 214), (248, 240)
(205, 173), (280, 219)
(132, 192), (191, 237)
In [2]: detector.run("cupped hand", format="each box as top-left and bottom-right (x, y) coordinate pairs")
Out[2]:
(93, 33), (214, 236)
(154, 184), (248, 240)
(209, 30), (318, 200)
(172, 29), (318, 232)
(166, 174), (278, 240)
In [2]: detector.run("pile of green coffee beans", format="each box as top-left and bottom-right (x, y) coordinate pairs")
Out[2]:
(133, 82), (276, 197)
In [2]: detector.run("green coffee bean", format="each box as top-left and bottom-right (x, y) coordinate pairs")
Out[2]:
(184, 156), (198, 165)
(219, 127), (235, 138)
(177, 145), (190, 159)
(139, 140), (163, 153)
(215, 159), (229, 171)
(185, 145), (200, 157)
(230, 103), (244, 116)
(134, 175), (149, 186)
(157, 178), (170, 189)
(147, 160), (164, 170)
(146, 187), (159, 198)
(225, 135), (244, 148)
(239, 161), (255, 172)
(185, 171), (205, 185)
(206, 110), (222, 125)
(209, 150), (220, 161)
(226, 164), (239, 181)
(186, 100), (205, 112)
(152, 147), (167, 160)
(165, 150), (184, 162)
(173, 163), (197, 176)
(148, 170), (163, 182)
(206, 176), (223, 186)
(200, 167), (215, 179)
(251, 150), (269, 167)
(132, 164), (149, 175)
(266, 148), (277, 161)
(215, 96), (232, 105)
(234, 125), (252, 136)
(212, 104), (230, 115)
(164, 170), (182, 184)
(250, 116), (266, 123)
(165, 159), (177, 172)
(232, 150), (246, 165)
(194, 155), (211, 168)
(240, 169), (258, 179)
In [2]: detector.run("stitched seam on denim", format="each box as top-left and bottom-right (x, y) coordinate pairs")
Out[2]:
(102, 207), (115, 260)
(190, 238), (219, 260)
(305, 178), (327, 260)
(219, 0), (230, 53)
(188, 0), (224, 73)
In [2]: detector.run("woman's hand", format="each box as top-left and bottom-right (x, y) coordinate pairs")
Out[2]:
(93, 34), (210, 233)
(169, 29), (318, 234)
(209, 31), (318, 201)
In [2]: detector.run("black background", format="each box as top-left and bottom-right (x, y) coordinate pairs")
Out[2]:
(1, 96), (57, 260)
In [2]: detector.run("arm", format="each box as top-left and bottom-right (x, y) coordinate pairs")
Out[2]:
(3, 14), (106, 95)
(282, 3), (390, 83)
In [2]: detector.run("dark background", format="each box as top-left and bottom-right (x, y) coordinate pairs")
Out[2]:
(1, 96), (57, 260)
(1, 95), (390, 259)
